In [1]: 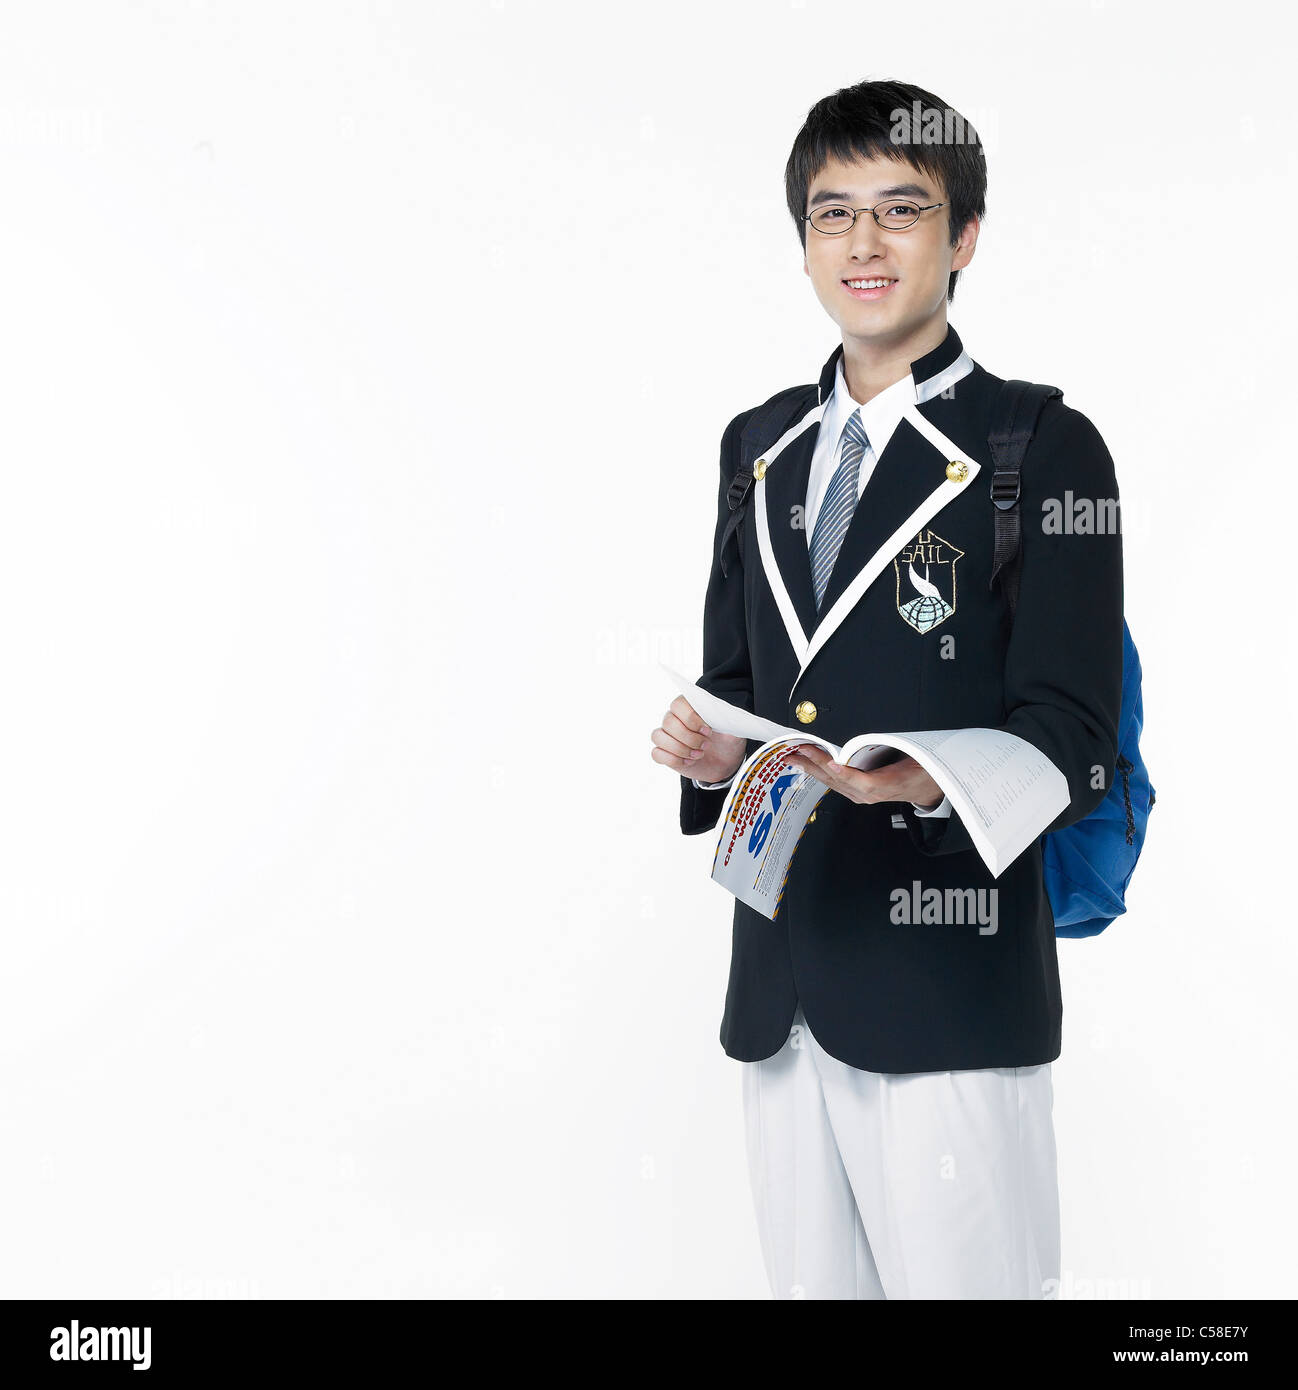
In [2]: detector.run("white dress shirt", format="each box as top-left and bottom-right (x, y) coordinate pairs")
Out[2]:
(692, 352), (952, 819)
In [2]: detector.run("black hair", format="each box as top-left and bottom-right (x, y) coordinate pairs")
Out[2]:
(784, 79), (987, 302)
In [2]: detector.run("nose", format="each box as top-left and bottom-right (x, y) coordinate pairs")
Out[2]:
(845, 211), (887, 261)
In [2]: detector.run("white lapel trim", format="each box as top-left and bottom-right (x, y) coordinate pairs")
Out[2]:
(786, 401), (980, 699)
(750, 345), (977, 683)
(917, 348), (974, 403)
(752, 401), (824, 666)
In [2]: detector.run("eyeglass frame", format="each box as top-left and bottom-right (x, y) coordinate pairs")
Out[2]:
(804, 200), (946, 234)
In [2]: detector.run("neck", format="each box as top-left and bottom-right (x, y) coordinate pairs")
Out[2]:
(840, 314), (949, 406)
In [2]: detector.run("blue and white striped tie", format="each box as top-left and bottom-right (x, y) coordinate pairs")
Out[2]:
(809, 410), (870, 612)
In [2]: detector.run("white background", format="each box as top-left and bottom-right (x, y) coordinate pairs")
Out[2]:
(0, 0), (1293, 1300)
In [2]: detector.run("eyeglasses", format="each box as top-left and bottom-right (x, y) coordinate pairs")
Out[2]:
(805, 200), (946, 235)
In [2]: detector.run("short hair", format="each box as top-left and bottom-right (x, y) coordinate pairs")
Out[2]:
(784, 79), (987, 302)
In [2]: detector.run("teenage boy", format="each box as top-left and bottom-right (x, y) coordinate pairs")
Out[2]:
(650, 79), (1123, 1299)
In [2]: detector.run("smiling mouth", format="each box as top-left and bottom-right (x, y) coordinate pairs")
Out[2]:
(841, 277), (899, 300)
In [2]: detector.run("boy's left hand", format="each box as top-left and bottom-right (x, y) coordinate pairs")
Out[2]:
(782, 746), (944, 810)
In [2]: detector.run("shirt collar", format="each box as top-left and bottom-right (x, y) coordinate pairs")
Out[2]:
(824, 357), (913, 459)
(816, 322), (973, 457)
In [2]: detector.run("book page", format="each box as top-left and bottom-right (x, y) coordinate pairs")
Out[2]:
(847, 728), (1069, 877)
(659, 664), (835, 749)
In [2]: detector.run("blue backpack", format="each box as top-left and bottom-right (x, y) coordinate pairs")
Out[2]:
(988, 381), (1155, 937)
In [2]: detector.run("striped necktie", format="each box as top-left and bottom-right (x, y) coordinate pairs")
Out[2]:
(809, 410), (870, 612)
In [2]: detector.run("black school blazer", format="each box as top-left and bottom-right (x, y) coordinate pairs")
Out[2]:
(680, 324), (1123, 1072)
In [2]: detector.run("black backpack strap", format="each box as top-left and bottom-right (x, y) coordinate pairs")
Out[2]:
(717, 459), (755, 578)
(718, 387), (816, 578)
(987, 379), (1063, 617)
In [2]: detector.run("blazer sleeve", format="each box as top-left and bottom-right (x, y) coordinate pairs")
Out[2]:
(680, 409), (756, 836)
(899, 401), (1124, 860)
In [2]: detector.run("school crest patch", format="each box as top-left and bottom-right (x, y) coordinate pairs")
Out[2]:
(894, 528), (963, 633)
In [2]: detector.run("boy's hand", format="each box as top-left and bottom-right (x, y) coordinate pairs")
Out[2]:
(651, 697), (747, 784)
(783, 746), (943, 810)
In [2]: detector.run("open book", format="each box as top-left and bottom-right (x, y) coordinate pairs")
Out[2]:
(662, 665), (1069, 920)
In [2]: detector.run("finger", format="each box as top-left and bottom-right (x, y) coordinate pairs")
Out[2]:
(650, 745), (701, 773)
(651, 726), (708, 764)
(861, 760), (932, 802)
(662, 708), (707, 752)
(669, 696), (706, 734)
(822, 762), (889, 803)
(785, 746), (833, 775)
(786, 755), (836, 786)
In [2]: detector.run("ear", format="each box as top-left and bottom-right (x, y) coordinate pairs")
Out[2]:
(950, 215), (979, 274)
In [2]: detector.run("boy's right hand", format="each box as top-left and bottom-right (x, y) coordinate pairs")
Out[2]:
(650, 696), (746, 784)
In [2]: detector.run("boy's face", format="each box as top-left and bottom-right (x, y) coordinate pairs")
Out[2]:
(802, 152), (978, 353)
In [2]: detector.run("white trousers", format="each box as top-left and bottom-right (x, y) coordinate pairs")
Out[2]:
(741, 1004), (1060, 1299)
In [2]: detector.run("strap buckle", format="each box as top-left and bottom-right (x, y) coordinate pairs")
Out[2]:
(727, 460), (755, 512)
(990, 469), (1020, 509)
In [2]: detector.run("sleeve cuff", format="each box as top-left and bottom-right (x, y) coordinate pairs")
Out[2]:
(910, 794), (952, 818)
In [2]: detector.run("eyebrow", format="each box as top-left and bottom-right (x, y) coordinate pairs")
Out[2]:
(808, 183), (931, 207)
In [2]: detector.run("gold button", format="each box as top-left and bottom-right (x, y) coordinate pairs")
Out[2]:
(808, 811), (817, 823)
(795, 699), (817, 724)
(753, 458), (768, 480)
(945, 459), (968, 483)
